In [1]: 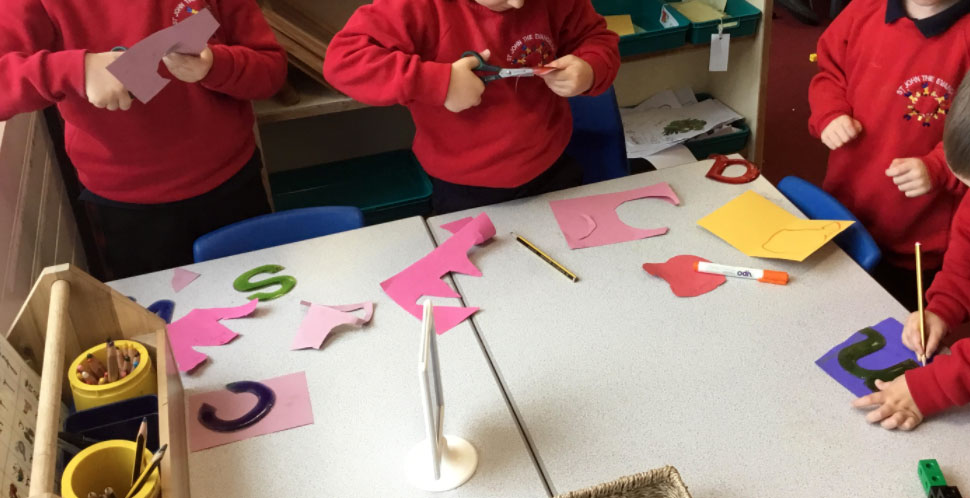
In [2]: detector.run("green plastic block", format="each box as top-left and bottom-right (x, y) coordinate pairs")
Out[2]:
(919, 460), (947, 495)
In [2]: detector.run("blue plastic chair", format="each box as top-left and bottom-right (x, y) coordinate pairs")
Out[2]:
(193, 206), (365, 262)
(567, 86), (630, 184)
(777, 176), (881, 272)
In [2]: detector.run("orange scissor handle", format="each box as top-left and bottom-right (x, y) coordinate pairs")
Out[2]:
(705, 154), (761, 184)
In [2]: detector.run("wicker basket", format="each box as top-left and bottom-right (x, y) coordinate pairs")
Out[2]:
(554, 466), (693, 498)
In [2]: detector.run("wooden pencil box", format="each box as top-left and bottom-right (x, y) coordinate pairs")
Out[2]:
(6, 264), (189, 498)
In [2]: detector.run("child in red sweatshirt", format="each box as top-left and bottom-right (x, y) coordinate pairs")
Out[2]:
(808, 0), (970, 310)
(0, 0), (286, 279)
(852, 71), (970, 431)
(323, 0), (620, 214)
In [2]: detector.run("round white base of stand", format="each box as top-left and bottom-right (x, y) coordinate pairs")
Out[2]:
(406, 435), (479, 492)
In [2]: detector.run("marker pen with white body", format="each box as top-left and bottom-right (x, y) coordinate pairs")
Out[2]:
(694, 261), (789, 285)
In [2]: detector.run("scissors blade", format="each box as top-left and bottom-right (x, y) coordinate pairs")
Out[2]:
(498, 68), (536, 78)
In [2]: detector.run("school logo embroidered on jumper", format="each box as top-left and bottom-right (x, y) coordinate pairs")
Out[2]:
(506, 33), (556, 67)
(896, 75), (954, 127)
(172, 0), (210, 25)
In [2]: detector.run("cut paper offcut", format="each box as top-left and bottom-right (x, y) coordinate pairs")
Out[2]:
(172, 268), (200, 293)
(291, 301), (374, 350)
(187, 371), (314, 451)
(550, 182), (681, 249)
(816, 318), (921, 398)
(167, 299), (258, 372)
(382, 214), (495, 335)
(642, 255), (726, 297)
(107, 8), (220, 103)
(697, 190), (853, 261)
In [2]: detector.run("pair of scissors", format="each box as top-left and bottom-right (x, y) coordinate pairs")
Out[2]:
(461, 50), (537, 84)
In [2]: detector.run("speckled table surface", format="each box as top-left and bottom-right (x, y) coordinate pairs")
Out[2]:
(110, 217), (548, 498)
(428, 160), (970, 497)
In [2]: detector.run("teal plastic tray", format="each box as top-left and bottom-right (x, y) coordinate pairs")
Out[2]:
(593, 0), (691, 57)
(685, 93), (749, 158)
(270, 149), (432, 225)
(666, 0), (762, 44)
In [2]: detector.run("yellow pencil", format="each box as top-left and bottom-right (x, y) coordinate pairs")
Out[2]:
(916, 242), (926, 366)
(513, 233), (578, 282)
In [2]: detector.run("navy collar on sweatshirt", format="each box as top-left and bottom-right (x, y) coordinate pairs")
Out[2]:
(886, 0), (970, 38)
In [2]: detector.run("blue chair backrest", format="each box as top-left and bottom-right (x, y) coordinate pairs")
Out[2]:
(193, 206), (365, 262)
(566, 86), (630, 184)
(777, 176), (881, 272)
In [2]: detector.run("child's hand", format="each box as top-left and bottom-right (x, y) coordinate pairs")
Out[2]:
(84, 52), (132, 111)
(886, 158), (932, 197)
(444, 50), (488, 113)
(539, 55), (593, 98)
(162, 46), (214, 83)
(852, 376), (923, 430)
(820, 114), (862, 150)
(902, 310), (949, 359)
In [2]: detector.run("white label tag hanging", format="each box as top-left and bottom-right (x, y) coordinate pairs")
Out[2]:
(659, 6), (680, 28)
(709, 33), (730, 72)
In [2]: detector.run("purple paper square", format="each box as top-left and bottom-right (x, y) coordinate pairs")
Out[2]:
(816, 318), (921, 397)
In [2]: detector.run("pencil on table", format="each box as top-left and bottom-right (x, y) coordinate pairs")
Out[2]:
(513, 233), (579, 282)
(916, 242), (927, 366)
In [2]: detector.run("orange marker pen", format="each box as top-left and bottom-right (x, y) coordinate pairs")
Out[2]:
(694, 261), (789, 285)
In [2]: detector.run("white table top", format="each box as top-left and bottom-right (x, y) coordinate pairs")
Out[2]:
(109, 217), (548, 498)
(427, 161), (970, 497)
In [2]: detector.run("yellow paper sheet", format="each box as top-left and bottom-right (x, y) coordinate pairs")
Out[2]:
(604, 15), (636, 36)
(697, 190), (855, 262)
(671, 0), (728, 22)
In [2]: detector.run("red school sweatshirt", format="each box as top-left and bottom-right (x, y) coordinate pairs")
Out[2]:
(906, 194), (970, 416)
(0, 0), (286, 204)
(323, 0), (620, 188)
(808, 0), (970, 269)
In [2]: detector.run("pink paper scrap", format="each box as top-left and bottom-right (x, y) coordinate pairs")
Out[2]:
(107, 8), (220, 103)
(167, 299), (258, 372)
(549, 182), (681, 249)
(171, 267), (200, 293)
(381, 213), (495, 335)
(291, 301), (374, 350)
(188, 371), (314, 451)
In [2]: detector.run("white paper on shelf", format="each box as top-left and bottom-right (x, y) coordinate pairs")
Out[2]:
(642, 144), (698, 169)
(622, 98), (743, 157)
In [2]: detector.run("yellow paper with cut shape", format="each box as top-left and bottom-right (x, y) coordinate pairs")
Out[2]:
(697, 190), (854, 261)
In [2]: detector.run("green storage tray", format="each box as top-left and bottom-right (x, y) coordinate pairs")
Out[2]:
(684, 93), (749, 159)
(667, 0), (761, 44)
(593, 0), (691, 57)
(269, 149), (432, 225)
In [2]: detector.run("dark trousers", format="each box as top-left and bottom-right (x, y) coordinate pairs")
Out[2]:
(430, 152), (584, 214)
(83, 151), (272, 280)
(871, 260), (939, 312)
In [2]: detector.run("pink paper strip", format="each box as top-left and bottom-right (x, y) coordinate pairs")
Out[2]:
(107, 9), (220, 103)
(172, 268), (200, 293)
(167, 299), (258, 372)
(381, 213), (495, 334)
(187, 371), (314, 451)
(550, 182), (681, 249)
(440, 217), (473, 234)
(291, 302), (374, 350)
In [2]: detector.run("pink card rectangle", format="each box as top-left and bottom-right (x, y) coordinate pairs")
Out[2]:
(187, 372), (314, 452)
